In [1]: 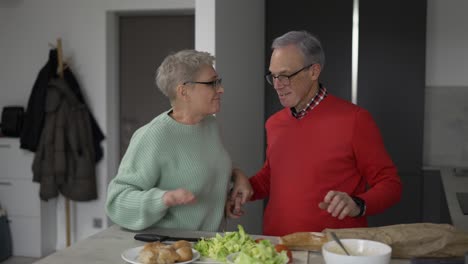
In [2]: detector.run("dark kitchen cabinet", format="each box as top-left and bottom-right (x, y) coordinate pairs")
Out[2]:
(357, 0), (426, 226)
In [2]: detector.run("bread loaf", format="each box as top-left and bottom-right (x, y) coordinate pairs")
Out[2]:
(279, 232), (328, 251)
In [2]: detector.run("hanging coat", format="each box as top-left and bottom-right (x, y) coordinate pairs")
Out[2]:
(20, 49), (105, 162)
(32, 78), (97, 201)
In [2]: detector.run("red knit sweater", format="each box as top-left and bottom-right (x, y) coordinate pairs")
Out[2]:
(249, 94), (402, 236)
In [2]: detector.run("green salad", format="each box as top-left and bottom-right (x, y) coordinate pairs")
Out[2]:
(194, 225), (256, 261)
(194, 225), (289, 264)
(233, 239), (289, 264)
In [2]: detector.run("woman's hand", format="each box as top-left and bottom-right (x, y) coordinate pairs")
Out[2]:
(163, 188), (196, 207)
(318, 190), (360, 219)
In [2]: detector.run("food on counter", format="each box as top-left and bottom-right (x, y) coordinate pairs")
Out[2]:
(175, 246), (193, 262)
(279, 231), (328, 251)
(254, 239), (292, 263)
(230, 239), (290, 264)
(194, 225), (256, 261)
(172, 240), (192, 250)
(274, 244), (293, 263)
(138, 240), (193, 264)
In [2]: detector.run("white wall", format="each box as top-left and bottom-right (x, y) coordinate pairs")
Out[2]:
(0, 0), (195, 250)
(214, 0), (265, 233)
(195, 0), (265, 234)
(195, 0), (216, 55)
(424, 0), (468, 167)
(426, 0), (468, 86)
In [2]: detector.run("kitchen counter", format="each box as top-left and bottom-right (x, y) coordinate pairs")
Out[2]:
(33, 225), (410, 264)
(440, 167), (468, 231)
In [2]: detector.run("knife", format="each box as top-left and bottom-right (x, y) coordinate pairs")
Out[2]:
(134, 233), (200, 242)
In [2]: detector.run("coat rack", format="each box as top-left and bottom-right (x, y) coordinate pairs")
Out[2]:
(56, 38), (71, 247)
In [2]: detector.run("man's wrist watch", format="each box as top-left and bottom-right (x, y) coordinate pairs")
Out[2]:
(351, 196), (366, 217)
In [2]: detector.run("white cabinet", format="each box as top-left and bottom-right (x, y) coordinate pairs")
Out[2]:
(0, 138), (56, 257)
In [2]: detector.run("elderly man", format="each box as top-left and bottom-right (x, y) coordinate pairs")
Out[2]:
(228, 31), (402, 236)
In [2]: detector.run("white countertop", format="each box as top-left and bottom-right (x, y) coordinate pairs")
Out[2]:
(440, 167), (468, 231)
(29, 166), (467, 263)
(32, 225), (410, 264)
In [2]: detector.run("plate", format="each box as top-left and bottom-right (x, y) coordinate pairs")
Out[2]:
(121, 246), (200, 264)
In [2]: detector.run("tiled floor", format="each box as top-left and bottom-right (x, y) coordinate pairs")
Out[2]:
(0, 257), (38, 264)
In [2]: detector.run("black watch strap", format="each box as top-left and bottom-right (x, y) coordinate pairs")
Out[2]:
(351, 196), (366, 217)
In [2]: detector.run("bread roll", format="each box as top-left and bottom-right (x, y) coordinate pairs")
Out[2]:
(157, 248), (179, 264)
(172, 240), (192, 250)
(138, 246), (159, 264)
(138, 240), (193, 263)
(279, 232), (328, 251)
(176, 246), (193, 262)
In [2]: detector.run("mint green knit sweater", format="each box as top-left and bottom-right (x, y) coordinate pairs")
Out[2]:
(105, 110), (232, 231)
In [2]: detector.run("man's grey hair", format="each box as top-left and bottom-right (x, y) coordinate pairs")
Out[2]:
(156, 49), (215, 101)
(271, 30), (325, 69)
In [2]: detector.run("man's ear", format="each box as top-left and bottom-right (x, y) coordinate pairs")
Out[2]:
(310, 64), (322, 81)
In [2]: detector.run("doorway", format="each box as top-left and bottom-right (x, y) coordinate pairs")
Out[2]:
(119, 14), (194, 157)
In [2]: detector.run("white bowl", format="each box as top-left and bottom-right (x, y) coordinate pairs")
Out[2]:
(322, 239), (392, 264)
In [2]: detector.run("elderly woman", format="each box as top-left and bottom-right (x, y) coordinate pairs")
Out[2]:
(106, 50), (251, 231)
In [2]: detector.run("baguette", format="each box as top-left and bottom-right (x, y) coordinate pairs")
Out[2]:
(279, 232), (328, 251)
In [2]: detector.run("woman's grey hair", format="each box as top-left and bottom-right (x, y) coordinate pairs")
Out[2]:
(155, 50), (215, 101)
(271, 30), (325, 69)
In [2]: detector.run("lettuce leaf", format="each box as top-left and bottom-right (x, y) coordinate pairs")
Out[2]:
(233, 239), (288, 264)
(194, 225), (256, 261)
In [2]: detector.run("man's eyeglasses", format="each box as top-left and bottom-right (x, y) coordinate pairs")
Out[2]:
(265, 64), (313, 86)
(183, 78), (223, 90)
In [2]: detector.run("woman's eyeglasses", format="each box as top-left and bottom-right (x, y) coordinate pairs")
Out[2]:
(183, 78), (222, 90)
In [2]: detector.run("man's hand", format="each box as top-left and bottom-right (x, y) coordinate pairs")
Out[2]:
(230, 168), (254, 205)
(225, 168), (253, 218)
(318, 190), (360, 219)
(163, 188), (196, 207)
(225, 194), (245, 219)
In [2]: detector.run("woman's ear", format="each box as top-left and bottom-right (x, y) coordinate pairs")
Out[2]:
(176, 84), (188, 99)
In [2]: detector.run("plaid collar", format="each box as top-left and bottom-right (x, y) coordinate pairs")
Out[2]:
(291, 85), (328, 119)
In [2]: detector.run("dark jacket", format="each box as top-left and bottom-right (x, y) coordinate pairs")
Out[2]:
(20, 49), (104, 161)
(32, 79), (97, 201)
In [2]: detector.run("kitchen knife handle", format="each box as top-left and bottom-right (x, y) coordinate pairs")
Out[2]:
(134, 233), (169, 242)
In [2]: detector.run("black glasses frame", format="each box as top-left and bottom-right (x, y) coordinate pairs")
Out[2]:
(265, 64), (313, 86)
(183, 78), (222, 89)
